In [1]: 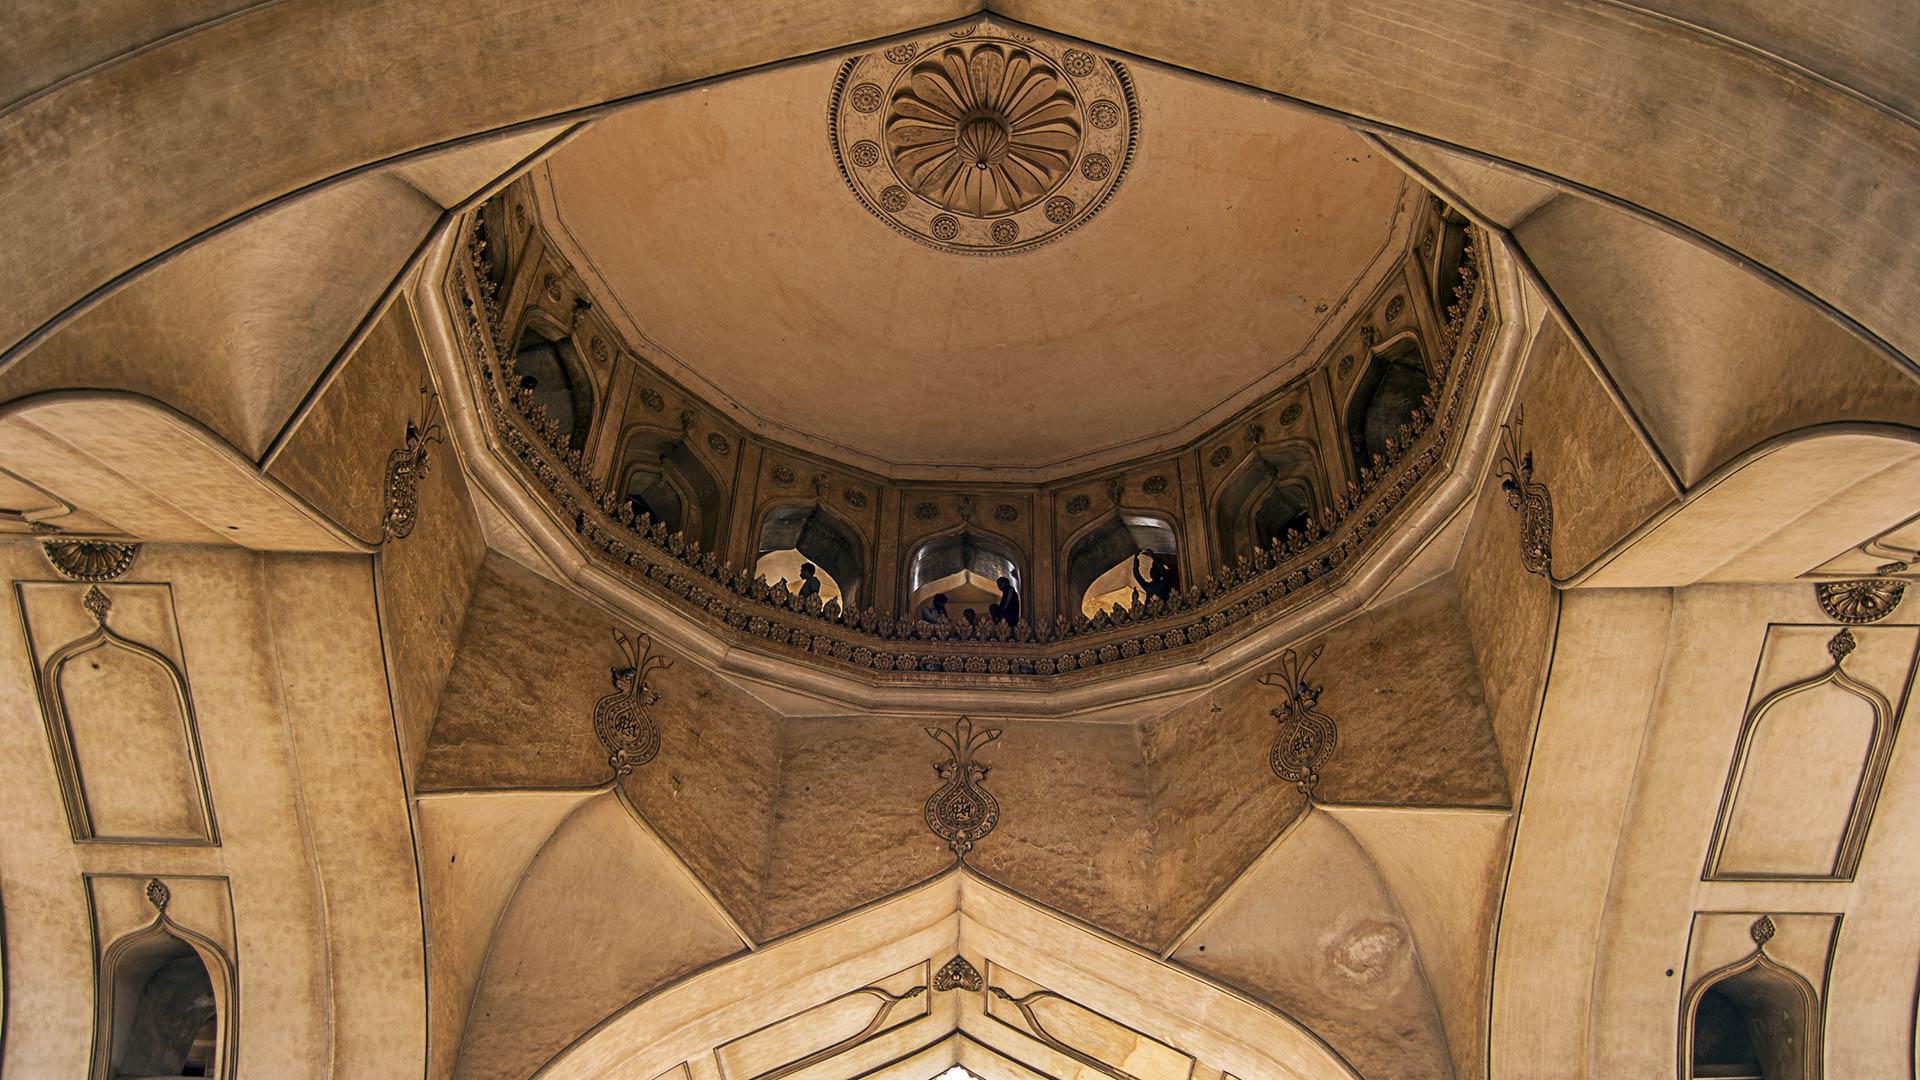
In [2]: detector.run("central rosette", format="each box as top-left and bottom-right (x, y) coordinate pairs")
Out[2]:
(885, 43), (1082, 217)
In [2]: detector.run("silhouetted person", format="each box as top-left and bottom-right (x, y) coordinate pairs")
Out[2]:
(964, 608), (979, 629)
(988, 603), (1003, 624)
(922, 593), (950, 623)
(796, 562), (821, 601)
(996, 576), (1020, 625)
(1133, 550), (1175, 602)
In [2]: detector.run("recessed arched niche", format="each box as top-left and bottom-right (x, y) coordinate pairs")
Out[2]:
(1211, 442), (1326, 567)
(1706, 632), (1896, 881)
(759, 504), (867, 608)
(511, 317), (595, 453)
(1344, 337), (1430, 479)
(25, 584), (217, 845)
(906, 529), (1022, 624)
(93, 897), (236, 1080)
(1683, 952), (1822, 1080)
(1066, 512), (1179, 618)
(619, 428), (724, 549)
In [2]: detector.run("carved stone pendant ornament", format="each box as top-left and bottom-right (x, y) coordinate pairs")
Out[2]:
(381, 387), (445, 542)
(1257, 643), (1337, 796)
(1815, 576), (1906, 624)
(41, 539), (139, 581)
(831, 20), (1139, 254)
(1494, 406), (1554, 576)
(593, 628), (674, 777)
(933, 955), (983, 992)
(924, 715), (1003, 856)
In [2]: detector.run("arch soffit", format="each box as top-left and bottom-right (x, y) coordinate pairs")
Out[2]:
(532, 868), (1361, 1080)
(7, 1), (1913, 407)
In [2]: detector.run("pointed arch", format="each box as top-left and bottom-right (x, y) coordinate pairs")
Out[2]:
(904, 525), (1026, 623)
(1341, 330), (1431, 480)
(758, 500), (870, 608)
(1209, 438), (1329, 567)
(1681, 948), (1823, 1080)
(93, 909), (237, 1080)
(1705, 643), (1897, 881)
(1061, 510), (1180, 618)
(34, 588), (218, 845)
(618, 425), (726, 551)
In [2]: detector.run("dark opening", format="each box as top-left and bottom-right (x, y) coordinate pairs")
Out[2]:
(512, 327), (594, 452)
(1345, 343), (1428, 477)
(759, 505), (866, 607)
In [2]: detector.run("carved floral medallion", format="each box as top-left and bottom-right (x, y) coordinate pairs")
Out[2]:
(831, 21), (1138, 254)
(593, 628), (674, 777)
(1258, 644), (1337, 796)
(924, 715), (1003, 856)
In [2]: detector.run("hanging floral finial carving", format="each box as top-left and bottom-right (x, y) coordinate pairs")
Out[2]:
(925, 716), (1003, 857)
(1494, 406), (1554, 576)
(1257, 643), (1336, 796)
(381, 386), (445, 542)
(593, 628), (674, 777)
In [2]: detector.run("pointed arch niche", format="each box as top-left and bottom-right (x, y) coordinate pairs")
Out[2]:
(18, 582), (217, 845)
(1681, 918), (1824, 1080)
(90, 878), (237, 1080)
(1705, 626), (1906, 881)
(1210, 440), (1327, 568)
(905, 528), (1023, 623)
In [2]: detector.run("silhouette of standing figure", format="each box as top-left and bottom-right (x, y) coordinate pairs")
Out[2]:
(996, 576), (1020, 625)
(796, 562), (821, 601)
(1133, 550), (1175, 602)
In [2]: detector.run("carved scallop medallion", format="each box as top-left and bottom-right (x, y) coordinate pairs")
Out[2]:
(831, 20), (1139, 255)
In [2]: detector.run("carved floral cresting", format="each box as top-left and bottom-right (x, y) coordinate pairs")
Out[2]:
(1815, 576), (1906, 624)
(41, 540), (139, 581)
(382, 388), (444, 542)
(1494, 406), (1553, 576)
(925, 716), (1003, 856)
(1258, 644), (1336, 795)
(449, 217), (1491, 682)
(593, 628), (674, 777)
(934, 955), (983, 991)
(832, 20), (1137, 254)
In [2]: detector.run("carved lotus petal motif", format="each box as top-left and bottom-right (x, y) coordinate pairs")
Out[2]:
(833, 21), (1137, 254)
(885, 43), (1079, 216)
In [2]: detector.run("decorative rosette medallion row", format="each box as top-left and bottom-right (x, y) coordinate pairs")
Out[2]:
(830, 20), (1140, 254)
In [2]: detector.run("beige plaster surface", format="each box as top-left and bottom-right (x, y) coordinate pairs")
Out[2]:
(545, 58), (1406, 469)
(1454, 451), (1557, 792)
(1, 171), (439, 460)
(759, 715), (957, 940)
(0, 396), (362, 551)
(1174, 807), (1454, 1080)
(1512, 316), (1676, 578)
(417, 789), (598, 1080)
(0, 542), (424, 1078)
(1518, 194), (1920, 487)
(1574, 584), (1920, 1080)
(260, 553), (427, 1078)
(1488, 587), (1674, 1080)
(422, 553), (782, 929)
(451, 790), (744, 1080)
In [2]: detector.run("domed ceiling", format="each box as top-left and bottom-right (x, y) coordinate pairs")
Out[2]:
(538, 21), (1412, 475)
